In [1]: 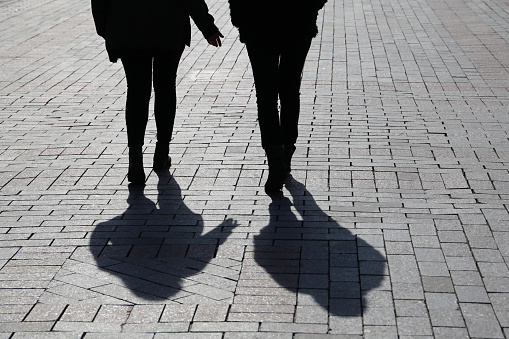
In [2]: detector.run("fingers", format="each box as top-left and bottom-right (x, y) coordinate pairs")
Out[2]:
(207, 31), (224, 47)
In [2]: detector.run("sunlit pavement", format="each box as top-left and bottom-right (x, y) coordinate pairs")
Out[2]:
(0, 0), (508, 337)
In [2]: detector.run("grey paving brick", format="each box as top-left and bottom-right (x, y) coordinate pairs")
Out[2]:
(0, 322), (54, 332)
(94, 305), (131, 323)
(295, 306), (328, 324)
(295, 335), (362, 339)
(260, 322), (328, 334)
(328, 316), (363, 335)
(191, 322), (259, 332)
(155, 334), (222, 339)
(193, 304), (229, 322)
(395, 299), (428, 318)
(421, 276), (455, 293)
(391, 283), (424, 300)
(363, 325), (398, 339)
(223, 334), (292, 339)
(429, 308), (466, 327)
(13, 334), (83, 339)
(362, 307), (396, 326)
(160, 305), (196, 323)
(85, 334), (153, 339)
(24, 304), (66, 322)
(396, 317), (433, 336)
(425, 293), (459, 310)
(446, 256), (478, 271)
(53, 321), (122, 333)
(121, 323), (190, 333)
(450, 270), (484, 286)
(455, 285), (491, 303)
(460, 303), (505, 338)
(387, 255), (420, 283)
(126, 305), (165, 324)
(418, 262), (450, 277)
(432, 327), (470, 339)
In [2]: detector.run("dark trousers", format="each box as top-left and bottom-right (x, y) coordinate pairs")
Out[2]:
(121, 47), (185, 148)
(246, 37), (312, 149)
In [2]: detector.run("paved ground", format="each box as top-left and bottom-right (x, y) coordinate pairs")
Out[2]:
(1, 0), (509, 337)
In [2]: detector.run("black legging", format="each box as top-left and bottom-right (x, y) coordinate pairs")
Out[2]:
(246, 37), (312, 149)
(121, 46), (185, 148)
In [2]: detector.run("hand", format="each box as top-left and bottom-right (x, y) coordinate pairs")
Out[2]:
(207, 31), (224, 47)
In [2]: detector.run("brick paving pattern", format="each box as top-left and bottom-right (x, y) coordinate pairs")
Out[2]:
(1, 0), (508, 337)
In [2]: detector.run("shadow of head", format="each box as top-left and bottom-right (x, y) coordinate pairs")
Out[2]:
(254, 176), (387, 316)
(89, 170), (238, 301)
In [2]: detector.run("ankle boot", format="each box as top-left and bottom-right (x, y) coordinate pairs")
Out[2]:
(264, 144), (287, 194)
(128, 147), (145, 184)
(153, 142), (171, 170)
(284, 144), (296, 174)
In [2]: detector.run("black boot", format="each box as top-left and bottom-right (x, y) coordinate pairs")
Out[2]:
(264, 144), (287, 194)
(153, 142), (171, 170)
(284, 144), (296, 175)
(128, 147), (145, 184)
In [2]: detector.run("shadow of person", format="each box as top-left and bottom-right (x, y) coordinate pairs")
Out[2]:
(89, 170), (238, 302)
(254, 175), (387, 316)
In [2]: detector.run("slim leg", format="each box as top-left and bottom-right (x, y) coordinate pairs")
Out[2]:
(246, 41), (283, 149)
(279, 38), (312, 147)
(152, 46), (185, 144)
(121, 55), (153, 148)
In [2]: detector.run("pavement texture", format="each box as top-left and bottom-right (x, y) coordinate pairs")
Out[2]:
(1, 0), (509, 337)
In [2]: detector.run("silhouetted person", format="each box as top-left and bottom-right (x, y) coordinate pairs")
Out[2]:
(92, 0), (223, 184)
(228, 0), (327, 193)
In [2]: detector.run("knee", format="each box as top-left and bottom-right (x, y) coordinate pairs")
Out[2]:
(279, 87), (300, 102)
(127, 83), (151, 101)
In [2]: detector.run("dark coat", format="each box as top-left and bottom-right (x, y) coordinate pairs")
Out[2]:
(92, 0), (219, 62)
(229, 0), (327, 43)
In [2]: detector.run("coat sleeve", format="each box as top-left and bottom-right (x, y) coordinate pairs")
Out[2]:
(91, 0), (108, 37)
(179, 0), (219, 39)
(228, 0), (243, 28)
(314, 0), (327, 11)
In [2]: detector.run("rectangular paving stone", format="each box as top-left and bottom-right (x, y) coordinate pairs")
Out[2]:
(85, 334), (153, 339)
(0, 322), (54, 332)
(391, 283), (424, 300)
(362, 307), (396, 326)
(13, 333), (83, 339)
(259, 323), (328, 334)
(192, 304), (229, 322)
(455, 285), (491, 303)
(24, 304), (66, 322)
(396, 317), (433, 336)
(191, 322), (259, 332)
(154, 334), (223, 339)
(223, 334), (292, 339)
(429, 308), (466, 327)
(121, 323), (190, 333)
(460, 303), (505, 338)
(126, 305), (165, 323)
(94, 305), (131, 323)
(328, 316), (363, 335)
(432, 327), (470, 339)
(421, 276), (455, 293)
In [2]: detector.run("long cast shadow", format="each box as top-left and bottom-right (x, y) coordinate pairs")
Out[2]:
(89, 170), (237, 301)
(254, 176), (387, 316)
